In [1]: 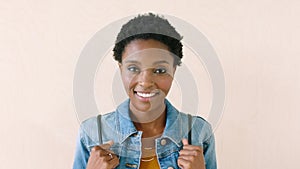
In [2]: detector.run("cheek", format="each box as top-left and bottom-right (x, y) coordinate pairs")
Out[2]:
(122, 75), (136, 91)
(156, 78), (173, 94)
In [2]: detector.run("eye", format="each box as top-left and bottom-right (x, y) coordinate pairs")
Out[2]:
(127, 66), (140, 73)
(153, 68), (167, 74)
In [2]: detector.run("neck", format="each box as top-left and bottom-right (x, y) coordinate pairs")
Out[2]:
(130, 106), (166, 138)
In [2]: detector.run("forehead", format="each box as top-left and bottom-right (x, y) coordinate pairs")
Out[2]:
(122, 39), (174, 65)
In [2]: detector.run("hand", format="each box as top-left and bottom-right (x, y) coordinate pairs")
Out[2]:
(177, 139), (206, 169)
(86, 140), (119, 169)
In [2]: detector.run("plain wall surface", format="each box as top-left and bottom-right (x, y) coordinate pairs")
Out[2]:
(1, 0), (299, 169)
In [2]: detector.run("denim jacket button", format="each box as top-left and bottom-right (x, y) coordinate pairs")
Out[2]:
(160, 139), (167, 146)
(167, 167), (174, 169)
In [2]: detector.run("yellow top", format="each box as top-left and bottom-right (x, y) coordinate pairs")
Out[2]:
(139, 156), (160, 169)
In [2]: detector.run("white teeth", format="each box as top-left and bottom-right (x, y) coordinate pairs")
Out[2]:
(136, 92), (156, 98)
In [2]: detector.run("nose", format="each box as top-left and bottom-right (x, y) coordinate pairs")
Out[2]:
(136, 69), (154, 88)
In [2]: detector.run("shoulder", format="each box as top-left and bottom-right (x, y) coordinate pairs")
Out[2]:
(165, 100), (212, 132)
(193, 115), (212, 131)
(178, 112), (211, 130)
(79, 112), (117, 146)
(192, 115), (214, 144)
(80, 112), (116, 128)
(179, 112), (213, 142)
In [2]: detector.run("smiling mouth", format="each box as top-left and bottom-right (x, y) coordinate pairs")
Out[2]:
(134, 91), (159, 98)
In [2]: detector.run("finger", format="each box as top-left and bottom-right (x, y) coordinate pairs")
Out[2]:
(109, 155), (120, 168)
(91, 146), (115, 158)
(181, 139), (203, 152)
(98, 149), (116, 157)
(182, 145), (203, 152)
(91, 145), (102, 152)
(101, 154), (119, 169)
(182, 138), (189, 146)
(100, 140), (114, 150)
(179, 149), (200, 156)
(177, 157), (191, 169)
(178, 155), (190, 162)
(102, 153), (115, 161)
(107, 152), (119, 160)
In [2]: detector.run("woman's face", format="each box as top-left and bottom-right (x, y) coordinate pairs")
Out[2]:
(119, 39), (176, 117)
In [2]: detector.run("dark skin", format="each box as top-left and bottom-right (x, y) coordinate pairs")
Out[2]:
(87, 39), (206, 169)
(87, 141), (119, 169)
(131, 109), (166, 138)
(178, 139), (206, 169)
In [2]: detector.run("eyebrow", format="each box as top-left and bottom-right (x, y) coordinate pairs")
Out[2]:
(124, 60), (171, 65)
(123, 60), (141, 64)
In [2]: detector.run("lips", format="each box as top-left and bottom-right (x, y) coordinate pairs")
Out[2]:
(134, 90), (159, 100)
(136, 92), (156, 98)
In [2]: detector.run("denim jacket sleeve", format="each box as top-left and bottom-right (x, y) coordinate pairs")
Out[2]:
(73, 129), (90, 169)
(198, 118), (217, 169)
(203, 132), (217, 169)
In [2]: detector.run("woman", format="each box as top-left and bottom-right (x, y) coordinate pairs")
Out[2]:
(73, 13), (217, 169)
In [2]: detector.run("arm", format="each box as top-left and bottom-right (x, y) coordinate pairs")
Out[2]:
(203, 133), (217, 169)
(73, 131), (90, 169)
(73, 127), (119, 169)
(177, 117), (217, 169)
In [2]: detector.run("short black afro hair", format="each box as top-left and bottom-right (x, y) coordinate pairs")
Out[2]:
(113, 13), (183, 66)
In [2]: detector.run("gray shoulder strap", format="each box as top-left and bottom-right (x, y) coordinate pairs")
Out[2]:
(97, 114), (102, 144)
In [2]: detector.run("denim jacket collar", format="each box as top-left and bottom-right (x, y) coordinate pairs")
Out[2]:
(115, 99), (138, 142)
(116, 99), (183, 147)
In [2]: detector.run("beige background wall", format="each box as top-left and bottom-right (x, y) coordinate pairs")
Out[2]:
(1, 0), (299, 169)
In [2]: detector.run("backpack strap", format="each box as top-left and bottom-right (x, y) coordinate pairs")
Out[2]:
(188, 114), (192, 144)
(97, 114), (103, 144)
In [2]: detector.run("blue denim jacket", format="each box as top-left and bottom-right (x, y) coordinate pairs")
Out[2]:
(73, 99), (217, 169)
